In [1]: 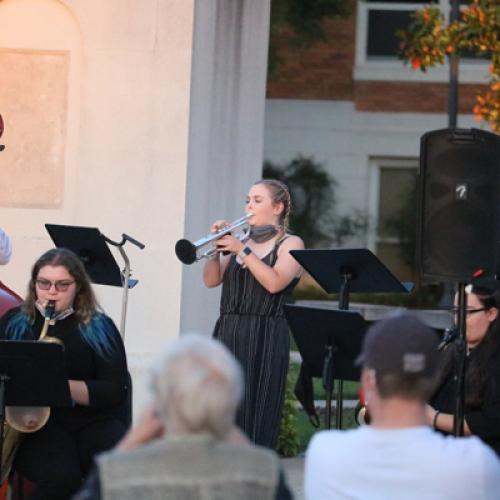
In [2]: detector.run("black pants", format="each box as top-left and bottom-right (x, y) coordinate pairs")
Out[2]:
(14, 418), (125, 500)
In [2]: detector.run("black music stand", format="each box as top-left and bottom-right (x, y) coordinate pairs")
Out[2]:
(0, 341), (72, 478)
(290, 249), (413, 300)
(45, 224), (145, 338)
(284, 305), (366, 429)
(289, 248), (411, 428)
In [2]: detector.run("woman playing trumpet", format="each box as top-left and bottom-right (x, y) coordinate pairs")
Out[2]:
(0, 248), (128, 500)
(204, 179), (304, 449)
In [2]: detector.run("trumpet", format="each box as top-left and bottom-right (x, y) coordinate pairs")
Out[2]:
(175, 214), (251, 265)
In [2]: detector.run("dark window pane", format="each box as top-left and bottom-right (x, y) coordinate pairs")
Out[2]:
(367, 10), (413, 57)
(378, 167), (417, 238)
(376, 241), (415, 281)
(461, 49), (490, 60)
(377, 166), (418, 281)
(366, 0), (435, 3)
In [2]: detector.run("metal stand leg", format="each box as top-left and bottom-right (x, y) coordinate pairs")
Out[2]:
(102, 233), (145, 340)
(0, 373), (10, 482)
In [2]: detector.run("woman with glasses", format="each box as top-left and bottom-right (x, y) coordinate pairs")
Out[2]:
(427, 278), (500, 456)
(0, 248), (128, 500)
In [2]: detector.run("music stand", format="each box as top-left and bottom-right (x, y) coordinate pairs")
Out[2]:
(45, 224), (145, 338)
(0, 341), (72, 480)
(285, 305), (366, 429)
(289, 248), (411, 428)
(290, 249), (413, 300)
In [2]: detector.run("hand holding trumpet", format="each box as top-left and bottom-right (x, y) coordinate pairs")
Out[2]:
(215, 234), (245, 255)
(211, 217), (250, 255)
(175, 214), (252, 265)
(210, 220), (230, 234)
(209, 221), (244, 255)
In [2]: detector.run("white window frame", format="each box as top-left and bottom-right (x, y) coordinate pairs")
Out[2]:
(355, 0), (490, 83)
(367, 157), (419, 255)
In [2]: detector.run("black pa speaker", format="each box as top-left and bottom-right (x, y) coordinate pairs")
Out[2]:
(417, 128), (500, 284)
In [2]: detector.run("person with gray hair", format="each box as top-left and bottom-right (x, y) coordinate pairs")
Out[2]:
(74, 335), (292, 500)
(149, 334), (243, 439)
(305, 313), (500, 500)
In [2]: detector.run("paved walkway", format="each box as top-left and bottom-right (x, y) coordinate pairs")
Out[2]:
(281, 456), (305, 500)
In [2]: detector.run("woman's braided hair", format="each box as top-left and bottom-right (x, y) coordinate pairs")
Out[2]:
(254, 179), (292, 233)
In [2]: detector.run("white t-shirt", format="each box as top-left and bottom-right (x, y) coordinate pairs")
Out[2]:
(0, 228), (11, 265)
(305, 426), (500, 500)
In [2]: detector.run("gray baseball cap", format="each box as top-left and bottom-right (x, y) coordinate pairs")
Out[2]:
(356, 313), (439, 377)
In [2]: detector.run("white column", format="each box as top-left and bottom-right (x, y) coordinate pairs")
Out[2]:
(180, 0), (271, 335)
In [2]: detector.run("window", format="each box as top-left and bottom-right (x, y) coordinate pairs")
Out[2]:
(355, 0), (489, 83)
(368, 158), (418, 281)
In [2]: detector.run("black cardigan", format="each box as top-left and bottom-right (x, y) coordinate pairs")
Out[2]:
(431, 344), (500, 456)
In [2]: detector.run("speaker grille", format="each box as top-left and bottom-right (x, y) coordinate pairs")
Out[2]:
(418, 128), (500, 283)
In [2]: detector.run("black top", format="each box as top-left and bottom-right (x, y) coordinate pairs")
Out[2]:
(431, 345), (500, 456)
(0, 306), (128, 431)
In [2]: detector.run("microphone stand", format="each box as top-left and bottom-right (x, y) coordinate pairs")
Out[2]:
(453, 283), (467, 436)
(102, 233), (145, 339)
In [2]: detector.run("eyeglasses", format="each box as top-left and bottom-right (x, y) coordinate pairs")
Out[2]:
(449, 307), (488, 316)
(35, 279), (76, 292)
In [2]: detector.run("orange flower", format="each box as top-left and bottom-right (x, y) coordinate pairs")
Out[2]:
(412, 58), (422, 70)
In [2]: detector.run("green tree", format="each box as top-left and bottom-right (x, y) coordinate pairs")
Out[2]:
(398, 0), (500, 131)
(269, 0), (349, 74)
(263, 156), (368, 248)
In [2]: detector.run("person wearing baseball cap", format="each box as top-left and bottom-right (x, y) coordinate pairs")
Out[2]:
(304, 313), (500, 500)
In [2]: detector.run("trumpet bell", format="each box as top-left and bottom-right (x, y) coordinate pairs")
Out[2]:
(175, 214), (251, 265)
(175, 239), (197, 265)
(6, 406), (50, 433)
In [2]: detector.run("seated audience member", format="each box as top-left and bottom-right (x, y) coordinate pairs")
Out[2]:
(74, 335), (292, 500)
(305, 314), (500, 500)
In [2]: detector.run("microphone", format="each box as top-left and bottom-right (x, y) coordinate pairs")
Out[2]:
(438, 327), (458, 351)
(44, 300), (56, 320)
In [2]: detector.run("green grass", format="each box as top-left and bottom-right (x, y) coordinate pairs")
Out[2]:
(285, 361), (360, 453)
(278, 359), (361, 456)
(287, 361), (360, 400)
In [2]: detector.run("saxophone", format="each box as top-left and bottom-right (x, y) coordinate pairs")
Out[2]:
(1, 301), (61, 482)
